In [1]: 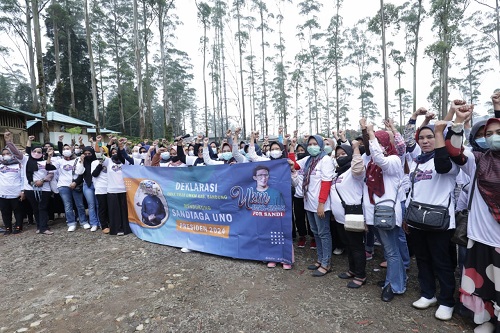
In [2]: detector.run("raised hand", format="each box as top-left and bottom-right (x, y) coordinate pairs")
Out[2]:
(96, 135), (102, 142)
(351, 140), (360, 150)
(28, 135), (35, 141)
(226, 129), (232, 138)
(366, 122), (374, 133)
(58, 134), (64, 142)
(359, 118), (367, 129)
(492, 91), (500, 108)
(203, 137), (210, 146)
(4, 131), (12, 142)
(434, 120), (448, 133)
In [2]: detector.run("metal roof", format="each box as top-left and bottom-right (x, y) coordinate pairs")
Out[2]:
(0, 104), (40, 118)
(33, 111), (95, 127)
(87, 128), (119, 134)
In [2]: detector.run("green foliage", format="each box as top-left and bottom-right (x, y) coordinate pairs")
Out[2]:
(66, 126), (82, 134)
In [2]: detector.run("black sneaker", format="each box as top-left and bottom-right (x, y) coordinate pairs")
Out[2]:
(12, 227), (22, 234)
(3, 228), (12, 236)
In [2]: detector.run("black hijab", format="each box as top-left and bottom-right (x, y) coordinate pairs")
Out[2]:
(335, 144), (353, 176)
(82, 146), (97, 186)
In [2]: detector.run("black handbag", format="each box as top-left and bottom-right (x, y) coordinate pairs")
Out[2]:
(405, 164), (451, 231)
(451, 172), (477, 246)
(374, 199), (397, 230)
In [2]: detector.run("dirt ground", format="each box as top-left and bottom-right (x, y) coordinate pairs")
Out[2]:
(0, 218), (475, 333)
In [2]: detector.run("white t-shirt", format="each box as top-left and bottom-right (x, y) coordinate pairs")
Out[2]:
(102, 158), (128, 193)
(90, 160), (108, 195)
(0, 160), (23, 198)
(297, 155), (335, 212)
(460, 149), (500, 247)
(363, 140), (404, 227)
(22, 157), (52, 192)
(330, 169), (364, 224)
(52, 158), (79, 188)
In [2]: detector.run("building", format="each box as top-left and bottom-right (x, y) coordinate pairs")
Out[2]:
(0, 104), (40, 149)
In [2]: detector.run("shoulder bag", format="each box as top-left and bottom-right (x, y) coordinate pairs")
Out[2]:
(451, 171), (477, 246)
(335, 180), (364, 232)
(405, 164), (451, 231)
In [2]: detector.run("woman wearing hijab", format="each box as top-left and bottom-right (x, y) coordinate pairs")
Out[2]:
(0, 132), (26, 235)
(364, 123), (406, 302)
(403, 120), (459, 321)
(23, 136), (56, 235)
(202, 138), (236, 165)
(74, 146), (100, 231)
(445, 103), (500, 333)
(103, 138), (132, 236)
(52, 137), (89, 232)
(247, 131), (287, 162)
(331, 141), (366, 288)
(295, 135), (335, 276)
(91, 145), (110, 233)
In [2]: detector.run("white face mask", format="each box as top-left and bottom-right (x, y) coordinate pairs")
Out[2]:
(140, 153), (148, 159)
(2, 155), (12, 161)
(161, 152), (170, 160)
(132, 152), (140, 159)
(63, 150), (73, 157)
(270, 150), (282, 159)
(74, 148), (81, 154)
(211, 147), (218, 154)
(188, 150), (195, 156)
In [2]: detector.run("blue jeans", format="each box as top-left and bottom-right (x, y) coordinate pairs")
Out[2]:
(399, 202), (411, 269)
(306, 210), (332, 268)
(83, 183), (99, 227)
(377, 226), (407, 294)
(59, 186), (88, 227)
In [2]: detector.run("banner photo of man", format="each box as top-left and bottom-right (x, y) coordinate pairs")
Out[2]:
(122, 159), (293, 264)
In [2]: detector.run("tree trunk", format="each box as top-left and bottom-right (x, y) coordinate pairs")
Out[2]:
(84, 0), (100, 134)
(26, 0), (38, 112)
(67, 25), (76, 117)
(133, 0), (145, 139)
(397, 63), (403, 130)
(53, 0), (61, 87)
(380, 0), (389, 119)
(143, 0), (152, 139)
(259, 6), (268, 135)
(112, 9), (125, 133)
(236, 3), (246, 138)
(497, 0), (500, 73)
(32, 0), (49, 142)
(412, 0), (423, 114)
(203, 26), (209, 137)
(220, 11), (228, 131)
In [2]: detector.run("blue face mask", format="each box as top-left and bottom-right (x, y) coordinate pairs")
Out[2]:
(307, 145), (321, 156)
(475, 137), (488, 149)
(160, 152), (170, 160)
(324, 146), (333, 155)
(486, 134), (500, 151)
(221, 152), (233, 160)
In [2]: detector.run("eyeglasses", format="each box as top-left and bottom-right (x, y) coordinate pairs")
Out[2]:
(255, 174), (269, 178)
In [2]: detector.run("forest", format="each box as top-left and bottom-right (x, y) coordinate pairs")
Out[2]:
(0, 0), (498, 142)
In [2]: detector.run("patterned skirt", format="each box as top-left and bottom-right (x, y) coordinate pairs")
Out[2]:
(460, 239), (500, 326)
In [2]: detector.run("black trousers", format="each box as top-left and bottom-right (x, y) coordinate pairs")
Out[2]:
(292, 196), (311, 238)
(24, 190), (51, 233)
(331, 218), (346, 250)
(107, 192), (131, 235)
(337, 222), (366, 278)
(0, 197), (24, 230)
(96, 194), (109, 229)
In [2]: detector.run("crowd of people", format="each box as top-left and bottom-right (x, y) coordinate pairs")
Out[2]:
(1, 94), (499, 332)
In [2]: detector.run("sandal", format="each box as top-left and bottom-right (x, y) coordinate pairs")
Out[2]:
(379, 261), (387, 268)
(307, 262), (321, 270)
(312, 266), (332, 277)
(347, 277), (367, 289)
(338, 271), (355, 279)
(282, 263), (292, 270)
(267, 262), (277, 268)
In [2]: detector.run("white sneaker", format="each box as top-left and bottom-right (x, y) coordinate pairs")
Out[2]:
(67, 225), (77, 232)
(474, 322), (495, 333)
(333, 248), (344, 255)
(180, 248), (192, 253)
(90, 226), (98, 232)
(82, 223), (91, 230)
(412, 296), (438, 309)
(117, 231), (124, 236)
(435, 305), (454, 321)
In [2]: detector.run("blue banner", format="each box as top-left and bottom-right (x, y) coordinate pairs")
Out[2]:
(122, 159), (293, 264)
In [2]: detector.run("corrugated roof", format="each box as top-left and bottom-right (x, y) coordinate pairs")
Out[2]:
(87, 128), (119, 134)
(0, 104), (40, 118)
(34, 111), (95, 127)
(26, 119), (41, 129)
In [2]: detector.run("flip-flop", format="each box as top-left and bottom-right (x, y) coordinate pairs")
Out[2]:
(307, 262), (321, 270)
(338, 271), (355, 279)
(312, 266), (332, 277)
(267, 262), (277, 268)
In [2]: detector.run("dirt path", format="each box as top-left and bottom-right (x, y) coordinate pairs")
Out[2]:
(0, 219), (474, 333)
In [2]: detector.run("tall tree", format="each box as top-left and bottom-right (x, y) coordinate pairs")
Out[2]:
(84, 0), (100, 133)
(133, 0), (145, 139)
(196, 1), (211, 137)
(233, 0), (247, 137)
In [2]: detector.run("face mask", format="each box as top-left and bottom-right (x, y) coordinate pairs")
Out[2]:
(63, 150), (72, 157)
(161, 152), (170, 160)
(140, 153), (148, 159)
(270, 150), (282, 159)
(307, 146), (321, 156)
(265, 151), (271, 158)
(221, 152), (233, 160)
(31, 152), (43, 159)
(132, 152), (140, 159)
(188, 150), (195, 156)
(74, 148), (82, 155)
(171, 156), (180, 163)
(3, 155), (12, 161)
(211, 148), (218, 154)
(239, 149), (246, 155)
(486, 134), (500, 151)
(296, 152), (306, 160)
(324, 146), (333, 155)
(475, 137), (489, 149)
(336, 156), (350, 168)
